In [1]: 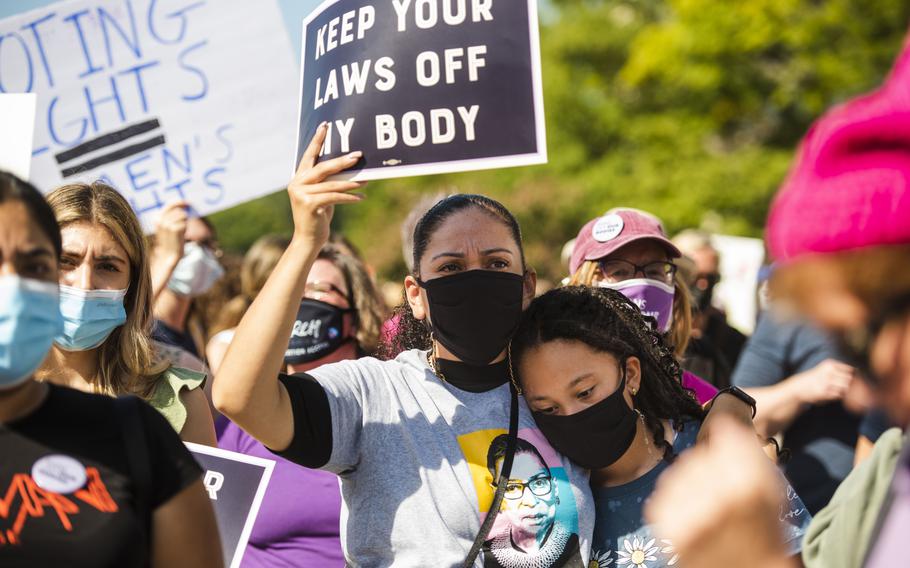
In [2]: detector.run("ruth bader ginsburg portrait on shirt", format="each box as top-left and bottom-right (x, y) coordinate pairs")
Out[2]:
(458, 428), (583, 568)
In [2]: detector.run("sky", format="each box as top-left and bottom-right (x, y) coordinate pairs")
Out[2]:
(0, 0), (321, 62)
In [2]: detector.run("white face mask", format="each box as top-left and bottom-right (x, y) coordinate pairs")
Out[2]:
(167, 242), (225, 297)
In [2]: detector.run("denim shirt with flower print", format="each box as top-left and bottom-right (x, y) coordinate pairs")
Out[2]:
(588, 420), (811, 568)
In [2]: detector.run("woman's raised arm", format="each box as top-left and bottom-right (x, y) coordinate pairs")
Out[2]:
(212, 124), (365, 450)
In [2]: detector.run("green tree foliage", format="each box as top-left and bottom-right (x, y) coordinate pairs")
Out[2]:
(213, 0), (909, 283)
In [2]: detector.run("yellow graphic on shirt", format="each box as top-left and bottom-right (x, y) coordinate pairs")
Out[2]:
(458, 428), (506, 513)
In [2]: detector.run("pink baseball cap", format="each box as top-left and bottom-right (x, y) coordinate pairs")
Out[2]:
(569, 208), (681, 275)
(766, 33), (910, 263)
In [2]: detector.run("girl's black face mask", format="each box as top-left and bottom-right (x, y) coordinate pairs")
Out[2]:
(285, 298), (353, 365)
(531, 364), (637, 470)
(417, 270), (525, 366)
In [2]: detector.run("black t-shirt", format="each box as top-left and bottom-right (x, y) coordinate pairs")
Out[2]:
(0, 385), (201, 567)
(271, 373), (333, 469)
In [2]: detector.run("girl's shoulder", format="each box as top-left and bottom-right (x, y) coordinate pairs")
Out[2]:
(148, 365), (207, 432)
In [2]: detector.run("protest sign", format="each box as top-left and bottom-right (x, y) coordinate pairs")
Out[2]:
(0, 93), (37, 180)
(712, 234), (765, 335)
(0, 0), (298, 228)
(185, 442), (275, 568)
(297, 0), (546, 180)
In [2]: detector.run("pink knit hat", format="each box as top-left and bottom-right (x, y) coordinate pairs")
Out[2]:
(570, 208), (680, 275)
(766, 33), (910, 263)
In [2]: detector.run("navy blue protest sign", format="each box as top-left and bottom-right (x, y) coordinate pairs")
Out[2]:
(0, 0), (298, 228)
(297, 0), (546, 180)
(185, 443), (275, 568)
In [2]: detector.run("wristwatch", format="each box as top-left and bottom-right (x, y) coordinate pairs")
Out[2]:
(714, 386), (757, 418)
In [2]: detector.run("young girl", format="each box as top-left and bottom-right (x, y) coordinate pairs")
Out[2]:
(509, 286), (810, 567)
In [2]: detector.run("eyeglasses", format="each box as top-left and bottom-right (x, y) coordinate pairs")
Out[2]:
(305, 281), (350, 304)
(598, 259), (677, 285)
(498, 475), (553, 501)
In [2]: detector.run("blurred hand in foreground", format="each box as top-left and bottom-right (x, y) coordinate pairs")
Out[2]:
(646, 416), (797, 568)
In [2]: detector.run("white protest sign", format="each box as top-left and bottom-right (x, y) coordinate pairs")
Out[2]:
(185, 442), (275, 568)
(0, 93), (37, 180)
(0, 0), (298, 227)
(297, 0), (547, 180)
(711, 234), (766, 335)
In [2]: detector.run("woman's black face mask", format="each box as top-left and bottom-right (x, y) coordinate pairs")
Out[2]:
(417, 269), (526, 366)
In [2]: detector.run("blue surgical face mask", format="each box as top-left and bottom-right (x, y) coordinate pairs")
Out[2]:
(54, 285), (128, 352)
(167, 242), (225, 297)
(0, 276), (63, 389)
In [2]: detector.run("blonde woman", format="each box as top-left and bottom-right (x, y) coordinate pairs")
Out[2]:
(205, 234), (291, 375)
(39, 181), (216, 446)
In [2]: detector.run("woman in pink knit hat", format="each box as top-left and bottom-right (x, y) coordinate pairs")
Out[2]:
(646, 33), (910, 568)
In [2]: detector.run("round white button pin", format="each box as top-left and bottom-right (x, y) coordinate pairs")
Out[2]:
(32, 455), (88, 494)
(592, 214), (625, 242)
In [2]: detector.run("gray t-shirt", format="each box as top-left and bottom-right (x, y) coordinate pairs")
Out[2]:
(308, 349), (594, 567)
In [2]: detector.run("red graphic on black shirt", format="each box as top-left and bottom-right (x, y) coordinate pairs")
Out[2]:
(0, 467), (118, 546)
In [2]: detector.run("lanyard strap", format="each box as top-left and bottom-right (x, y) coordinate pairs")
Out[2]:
(463, 384), (520, 567)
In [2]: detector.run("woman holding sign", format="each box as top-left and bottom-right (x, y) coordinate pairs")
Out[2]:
(0, 171), (221, 568)
(213, 125), (751, 566)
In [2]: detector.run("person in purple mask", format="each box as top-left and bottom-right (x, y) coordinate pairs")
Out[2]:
(567, 208), (722, 408)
